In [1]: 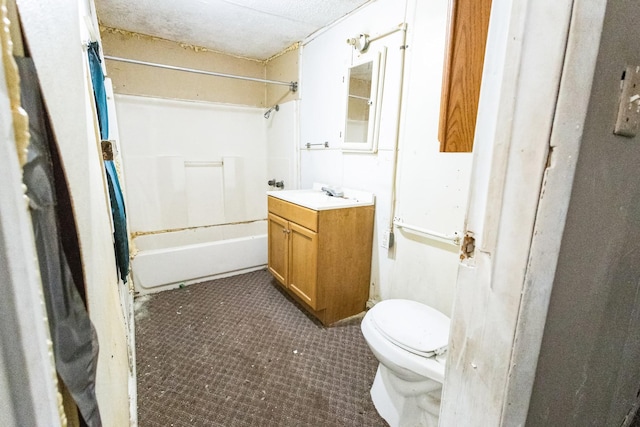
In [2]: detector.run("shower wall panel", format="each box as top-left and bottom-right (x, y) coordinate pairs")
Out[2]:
(114, 94), (268, 233)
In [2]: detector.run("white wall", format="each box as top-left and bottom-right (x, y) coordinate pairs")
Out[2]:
(266, 100), (300, 191)
(299, 0), (472, 315)
(115, 95), (269, 233)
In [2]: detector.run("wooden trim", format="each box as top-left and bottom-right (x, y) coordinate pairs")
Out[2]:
(267, 197), (318, 232)
(438, 0), (492, 152)
(438, 0), (458, 147)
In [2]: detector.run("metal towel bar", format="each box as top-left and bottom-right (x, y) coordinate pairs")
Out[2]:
(393, 220), (461, 246)
(305, 142), (329, 149)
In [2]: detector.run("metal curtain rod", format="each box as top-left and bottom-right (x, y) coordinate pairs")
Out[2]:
(104, 55), (298, 92)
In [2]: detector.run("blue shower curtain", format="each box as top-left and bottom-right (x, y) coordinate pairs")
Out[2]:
(88, 42), (130, 283)
(88, 42), (108, 140)
(105, 159), (129, 283)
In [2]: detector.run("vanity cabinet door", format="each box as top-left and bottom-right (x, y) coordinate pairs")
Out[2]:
(288, 222), (319, 310)
(267, 213), (288, 287)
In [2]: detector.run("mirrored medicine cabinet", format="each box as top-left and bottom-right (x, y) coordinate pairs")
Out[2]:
(343, 48), (386, 152)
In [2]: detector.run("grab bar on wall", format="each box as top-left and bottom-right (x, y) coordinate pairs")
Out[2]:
(184, 160), (223, 167)
(393, 220), (461, 246)
(305, 142), (329, 149)
(348, 94), (371, 102)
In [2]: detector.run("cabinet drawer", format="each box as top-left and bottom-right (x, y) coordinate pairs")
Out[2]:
(268, 196), (318, 232)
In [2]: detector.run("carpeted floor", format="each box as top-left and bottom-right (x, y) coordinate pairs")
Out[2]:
(135, 269), (387, 426)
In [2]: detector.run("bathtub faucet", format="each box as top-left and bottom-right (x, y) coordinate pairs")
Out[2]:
(268, 179), (285, 189)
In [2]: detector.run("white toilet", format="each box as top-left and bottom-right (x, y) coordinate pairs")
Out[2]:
(361, 299), (451, 427)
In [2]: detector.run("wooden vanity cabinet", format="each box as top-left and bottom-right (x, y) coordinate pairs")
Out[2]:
(267, 211), (319, 308)
(267, 196), (374, 326)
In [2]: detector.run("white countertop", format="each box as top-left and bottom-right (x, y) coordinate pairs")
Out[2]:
(267, 184), (375, 211)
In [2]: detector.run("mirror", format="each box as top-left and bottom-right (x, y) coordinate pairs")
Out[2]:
(345, 62), (373, 142)
(343, 50), (383, 152)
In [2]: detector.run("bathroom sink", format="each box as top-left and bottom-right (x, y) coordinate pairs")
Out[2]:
(267, 184), (374, 211)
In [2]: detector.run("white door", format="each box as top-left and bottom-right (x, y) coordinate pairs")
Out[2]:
(439, 0), (608, 425)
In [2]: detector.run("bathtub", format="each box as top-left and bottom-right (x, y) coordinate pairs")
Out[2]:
(131, 220), (267, 294)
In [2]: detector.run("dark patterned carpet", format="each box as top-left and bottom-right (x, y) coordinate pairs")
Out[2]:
(135, 269), (387, 426)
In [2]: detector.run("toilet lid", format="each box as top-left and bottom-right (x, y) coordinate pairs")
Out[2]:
(369, 299), (450, 357)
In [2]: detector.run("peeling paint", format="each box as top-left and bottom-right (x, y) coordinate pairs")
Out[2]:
(130, 219), (267, 239)
(99, 24), (266, 64)
(128, 238), (138, 258)
(265, 42), (300, 63)
(1, 1), (29, 167)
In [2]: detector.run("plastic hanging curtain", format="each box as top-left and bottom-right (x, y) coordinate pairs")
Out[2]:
(87, 42), (130, 283)
(87, 42), (108, 140)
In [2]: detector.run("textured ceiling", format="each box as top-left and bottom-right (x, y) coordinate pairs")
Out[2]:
(95, 0), (372, 61)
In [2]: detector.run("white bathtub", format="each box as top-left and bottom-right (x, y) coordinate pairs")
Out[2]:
(131, 221), (267, 294)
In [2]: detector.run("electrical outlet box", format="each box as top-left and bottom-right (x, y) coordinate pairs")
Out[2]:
(381, 230), (394, 249)
(614, 65), (640, 138)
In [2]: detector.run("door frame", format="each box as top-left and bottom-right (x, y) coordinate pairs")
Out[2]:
(440, 0), (608, 425)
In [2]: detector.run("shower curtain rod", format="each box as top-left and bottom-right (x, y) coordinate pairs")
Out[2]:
(103, 55), (298, 92)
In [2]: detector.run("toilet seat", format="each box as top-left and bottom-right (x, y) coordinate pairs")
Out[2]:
(369, 299), (450, 358)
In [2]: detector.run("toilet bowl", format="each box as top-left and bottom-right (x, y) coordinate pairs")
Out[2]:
(361, 299), (451, 427)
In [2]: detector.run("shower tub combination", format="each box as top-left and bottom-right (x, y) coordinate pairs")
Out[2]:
(131, 221), (267, 294)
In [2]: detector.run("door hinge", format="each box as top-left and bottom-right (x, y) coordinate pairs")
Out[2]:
(460, 233), (476, 260)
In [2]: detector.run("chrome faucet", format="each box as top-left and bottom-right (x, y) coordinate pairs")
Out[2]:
(321, 186), (343, 197)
